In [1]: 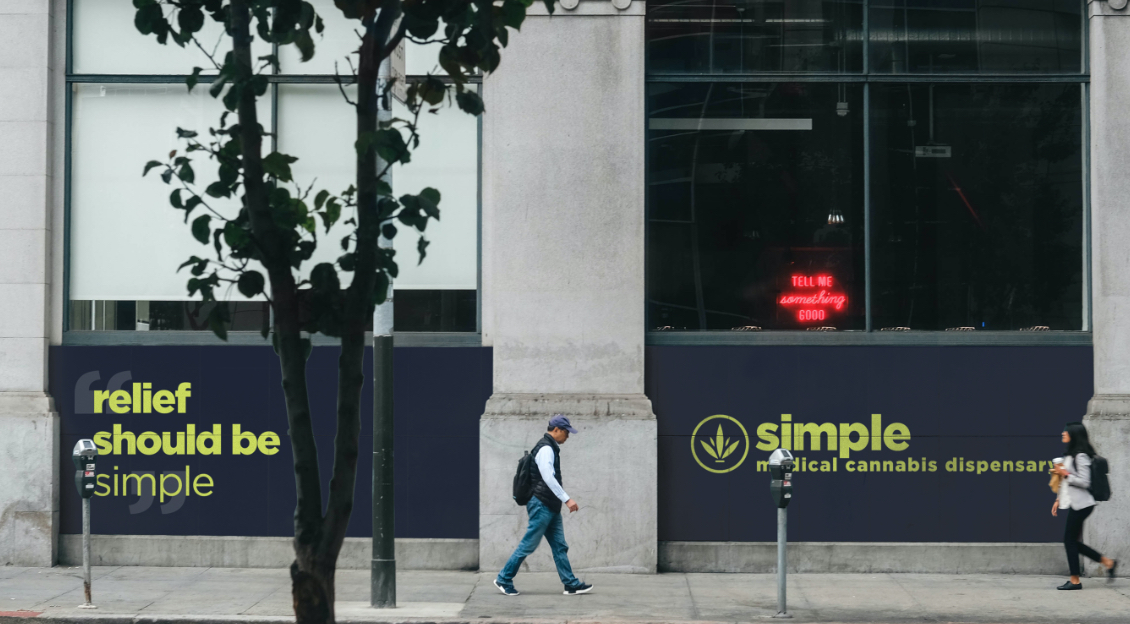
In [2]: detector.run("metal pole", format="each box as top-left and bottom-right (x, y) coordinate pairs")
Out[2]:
(370, 42), (396, 610)
(80, 497), (95, 609)
(774, 507), (791, 618)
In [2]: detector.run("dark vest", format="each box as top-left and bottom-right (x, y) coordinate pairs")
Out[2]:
(529, 434), (564, 513)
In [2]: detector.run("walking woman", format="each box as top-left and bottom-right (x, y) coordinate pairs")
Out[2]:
(1052, 422), (1117, 590)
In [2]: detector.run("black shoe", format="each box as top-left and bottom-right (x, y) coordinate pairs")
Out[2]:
(1108, 559), (1118, 583)
(493, 579), (520, 596)
(564, 582), (593, 595)
(1057, 581), (1082, 590)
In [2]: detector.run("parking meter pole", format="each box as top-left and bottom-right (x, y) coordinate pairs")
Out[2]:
(82, 497), (93, 607)
(768, 448), (793, 619)
(73, 439), (98, 609)
(775, 507), (789, 618)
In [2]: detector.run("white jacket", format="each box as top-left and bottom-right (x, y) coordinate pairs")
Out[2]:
(1059, 453), (1096, 510)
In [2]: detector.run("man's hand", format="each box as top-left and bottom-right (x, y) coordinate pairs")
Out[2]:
(566, 499), (579, 513)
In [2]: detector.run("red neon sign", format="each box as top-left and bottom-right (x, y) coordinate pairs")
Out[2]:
(778, 274), (847, 323)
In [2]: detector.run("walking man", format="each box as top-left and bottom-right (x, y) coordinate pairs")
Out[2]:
(494, 415), (593, 596)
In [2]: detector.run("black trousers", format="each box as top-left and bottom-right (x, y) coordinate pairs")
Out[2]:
(1064, 506), (1104, 576)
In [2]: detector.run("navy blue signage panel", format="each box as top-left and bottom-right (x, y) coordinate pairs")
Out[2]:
(52, 344), (1092, 542)
(50, 345), (491, 538)
(647, 345), (1094, 543)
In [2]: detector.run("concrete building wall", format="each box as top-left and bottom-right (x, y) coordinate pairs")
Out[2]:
(0, 0), (60, 566)
(1084, 0), (1130, 577)
(479, 0), (658, 575)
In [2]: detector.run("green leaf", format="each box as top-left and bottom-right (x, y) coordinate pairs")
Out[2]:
(381, 223), (397, 240)
(373, 271), (390, 305)
(191, 214), (212, 244)
(186, 67), (203, 92)
(177, 255), (206, 272)
(418, 187), (441, 219)
(134, 3), (165, 36)
(501, 0), (527, 29)
(170, 189), (184, 208)
(178, 163), (195, 184)
(262, 152), (298, 182)
(206, 181), (231, 198)
(207, 303), (230, 341)
(541, 0), (556, 15)
(176, 127), (198, 139)
(416, 237), (430, 265)
(314, 189), (329, 210)
(223, 221), (250, 250)
(456, 90), (485, 116)
(184, 196), (203, 221)
(320, 198), (341, 234)
(310, 263), (340, 292)
(237, 271), (265, 298)
(143, 160), (163, 176)
(178, 7), (204, 34)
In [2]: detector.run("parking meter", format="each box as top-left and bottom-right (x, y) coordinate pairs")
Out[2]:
(769, 448), (794, 508)
(71, 439), (99, 607)
(72, 439), (99, 498)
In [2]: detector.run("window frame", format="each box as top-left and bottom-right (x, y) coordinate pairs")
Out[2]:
(644, 0), (1092, 346)
(62, 0), (483, 346)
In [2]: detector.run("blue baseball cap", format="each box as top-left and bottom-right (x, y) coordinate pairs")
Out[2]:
(549, 414), (578, 433)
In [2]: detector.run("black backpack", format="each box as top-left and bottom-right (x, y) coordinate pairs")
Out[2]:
(512, 450), (536, 506)
(1090, 455), (1112, 502)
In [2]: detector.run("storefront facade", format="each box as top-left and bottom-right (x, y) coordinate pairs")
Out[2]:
(2, 0), (1126, 575)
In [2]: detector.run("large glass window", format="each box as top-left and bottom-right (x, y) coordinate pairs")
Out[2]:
(649, 82), (864, 330)
(646, 0), (1086, 334)
(870, 0), (1082, 74)
(648, 0), (864, 74)
(67, 4), (481, 334)
(871, 83), (1083, 330)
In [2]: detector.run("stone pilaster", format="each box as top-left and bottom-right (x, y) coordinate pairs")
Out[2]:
(1083, 0), (1130, 576)
(0, 0), (60, 566)
(479, 0), (655, 574)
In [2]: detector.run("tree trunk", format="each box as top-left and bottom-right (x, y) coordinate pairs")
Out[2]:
(227, 2), (335, 622)
(227, 3), (403, 622)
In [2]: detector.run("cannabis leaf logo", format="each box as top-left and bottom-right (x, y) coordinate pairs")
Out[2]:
(690, 414), (750, 474)
(700, 424), (740, 463)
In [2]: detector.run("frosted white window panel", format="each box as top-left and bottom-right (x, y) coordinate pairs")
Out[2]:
(70, 84), (272, 301)
(277, 85), (478, 290)
(73, 0), (270, 74)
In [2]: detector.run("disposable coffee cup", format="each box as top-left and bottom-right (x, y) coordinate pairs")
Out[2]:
(1053, 457), (1063, 466)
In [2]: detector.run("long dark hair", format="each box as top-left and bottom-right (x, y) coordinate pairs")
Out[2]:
(1064, 422), (1096, 458)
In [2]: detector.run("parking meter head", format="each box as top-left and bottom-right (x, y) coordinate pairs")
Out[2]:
(72, 439), (98, 498)
(769, 449), (794, 508)
(769, 449), (794, 470)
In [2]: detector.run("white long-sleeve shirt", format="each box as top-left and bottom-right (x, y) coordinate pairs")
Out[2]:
(535, 445), (570, 503)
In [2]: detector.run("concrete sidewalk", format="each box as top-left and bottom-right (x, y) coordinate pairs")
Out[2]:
(0, 567), (1128, 624)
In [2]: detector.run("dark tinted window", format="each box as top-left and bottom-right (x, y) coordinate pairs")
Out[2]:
(648, 0), (864, 74)
(870, 83), (1083, 330)
(649, 82), (865, 330)
(870, 0), (1082, 74)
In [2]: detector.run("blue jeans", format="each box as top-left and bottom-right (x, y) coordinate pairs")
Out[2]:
(497, 497), (579, 587)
